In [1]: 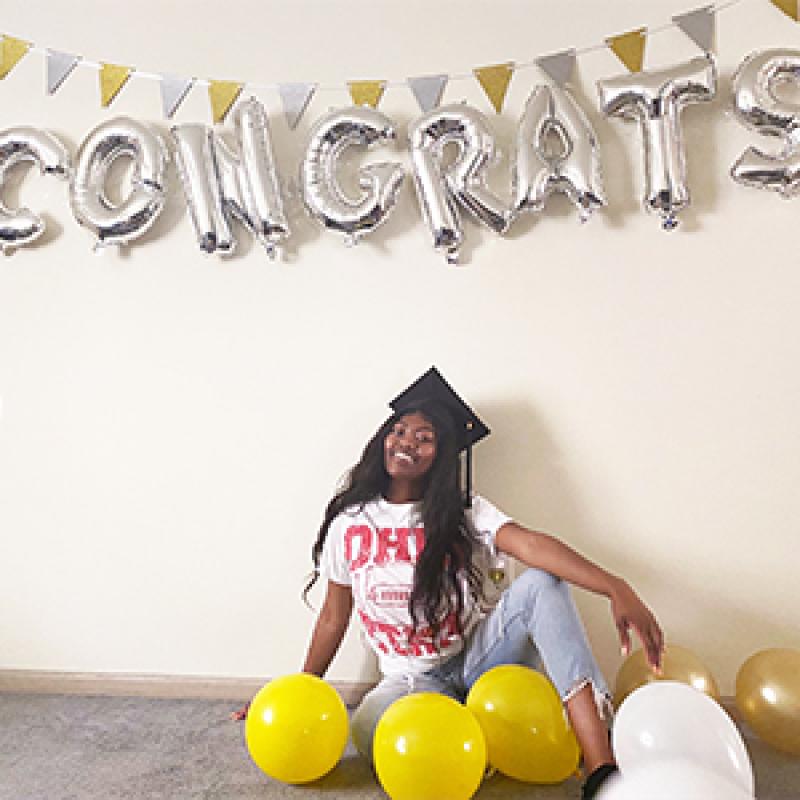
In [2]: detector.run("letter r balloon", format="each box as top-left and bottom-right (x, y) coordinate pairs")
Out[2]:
(598, 55), (717, 230)
(409, 104), (513, 264)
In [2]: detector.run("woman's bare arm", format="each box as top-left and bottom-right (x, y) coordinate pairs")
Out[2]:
(495, 522), (663, 670)
(302, 580), (354, 676)
(231, 580), (354, 720)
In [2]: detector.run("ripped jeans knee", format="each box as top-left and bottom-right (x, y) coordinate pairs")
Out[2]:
(458, 568), (612, 712)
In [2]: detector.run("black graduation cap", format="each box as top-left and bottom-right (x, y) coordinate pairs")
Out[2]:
(390, 366), (489, 505)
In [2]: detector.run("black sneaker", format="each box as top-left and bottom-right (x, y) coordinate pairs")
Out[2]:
(581, 764), (619, 800)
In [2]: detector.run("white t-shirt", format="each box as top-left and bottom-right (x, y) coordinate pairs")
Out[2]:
(319, 495), (512, 677)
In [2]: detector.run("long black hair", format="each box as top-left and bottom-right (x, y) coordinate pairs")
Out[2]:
(304, 400), (483, 643)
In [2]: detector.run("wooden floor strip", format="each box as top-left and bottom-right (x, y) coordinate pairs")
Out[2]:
(0, 670), (373, 706)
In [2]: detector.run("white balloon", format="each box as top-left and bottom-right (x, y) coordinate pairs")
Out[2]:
(597, 760), (754, 800)
(612, 682), (754, 796)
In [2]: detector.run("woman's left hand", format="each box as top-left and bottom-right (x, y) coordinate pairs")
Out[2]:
(609, 579), (664, 672)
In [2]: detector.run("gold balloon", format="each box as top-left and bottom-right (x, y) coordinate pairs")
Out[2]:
(614, 644), (720, 708)
(736, 648), (800, 756)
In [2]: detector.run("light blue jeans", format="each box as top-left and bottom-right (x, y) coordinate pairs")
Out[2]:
(351, 567), (611, 760)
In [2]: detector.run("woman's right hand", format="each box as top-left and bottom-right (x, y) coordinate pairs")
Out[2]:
(230, 702), (250, 721)
(609, 579), (664, 671)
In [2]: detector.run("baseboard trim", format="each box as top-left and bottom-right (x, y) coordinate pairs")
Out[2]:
(0, 670), (374, 707)
(0, 670), (738, 721)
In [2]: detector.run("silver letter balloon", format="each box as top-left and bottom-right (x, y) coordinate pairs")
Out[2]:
(409, 103), (513, 264)
(598, 55), (717, 230)
(300, 106), (405, 245)
(172, 98), (289, 257)
(70, 117), (168, 250)
(731, 49), (800, 196)
(514, 85), (606, 222)
(0, 127), (71, 253)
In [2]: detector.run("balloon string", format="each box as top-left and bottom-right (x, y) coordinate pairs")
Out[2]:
(24, 0), (750, 95)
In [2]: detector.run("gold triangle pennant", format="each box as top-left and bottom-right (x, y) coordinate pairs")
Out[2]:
(606, 28), (647, 73)
(770, 0), (800, 20)
(100, 63), (132, 107)
(0, 35), (30, 79)
(208, 80), (243, 123)
(474, 62), (514, 113)
(348, 80), (386, 108)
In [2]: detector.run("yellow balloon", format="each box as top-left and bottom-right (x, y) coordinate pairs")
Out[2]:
(614, 644), (720, 708)
(244, 673), (349, 784)
(466, 665), (580, 784)
(373, 693), (487, 800)
(736, 648), (800, 756)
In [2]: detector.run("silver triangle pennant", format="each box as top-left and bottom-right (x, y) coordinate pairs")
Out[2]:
(278, 82), (316, 130)
(673, 5), (716, 53)
(408, 74), (448, 112)
(46, 50), (79, 95)
(160, 74), (194, 119)
(536, 49), (577, 87)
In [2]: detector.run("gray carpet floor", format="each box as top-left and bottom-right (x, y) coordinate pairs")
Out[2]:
(0, 694), (798, 800)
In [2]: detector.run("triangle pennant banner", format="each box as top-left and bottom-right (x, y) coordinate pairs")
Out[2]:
(208, 80), (243, 123)
(770, 0), (800, 20)
(474, 62), (514, 113)
(536, 49), (577, 87)
(0, 36), (30, 79)
(160, 74), (194, 119)
(606, 28), (647, 73)
(673, 6), (716, 52)
(46, 50), (79, 94)
(278, 82), (316, 129)
(348, 80), (386, 108)
(99, 63), (132, 107)
(408, 74), (448, 112)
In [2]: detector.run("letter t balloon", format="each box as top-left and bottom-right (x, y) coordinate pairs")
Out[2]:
(598, 55), (716, 230)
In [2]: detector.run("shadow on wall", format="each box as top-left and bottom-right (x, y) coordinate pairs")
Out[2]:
(475, 399), (592, 538)
(467, 399), (799, 691)
(577, 571), (800, 696)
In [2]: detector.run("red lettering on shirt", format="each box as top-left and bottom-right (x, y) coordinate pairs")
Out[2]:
(345, 525), (425, 571)
(358, 609), (462, 657)
(367, 583), (411, 606)
(408, 527), (425, 560)
(374, 527), (408, 565)
(374, 526), (425, 566)
(344, 525), (372, 570)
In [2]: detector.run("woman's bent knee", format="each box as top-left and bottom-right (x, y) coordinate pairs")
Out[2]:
(351, 685), (405, 761)
(512, 567), (563, 597)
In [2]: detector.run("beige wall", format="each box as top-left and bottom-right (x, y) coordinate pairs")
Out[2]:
(1, 0), (798, 696)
